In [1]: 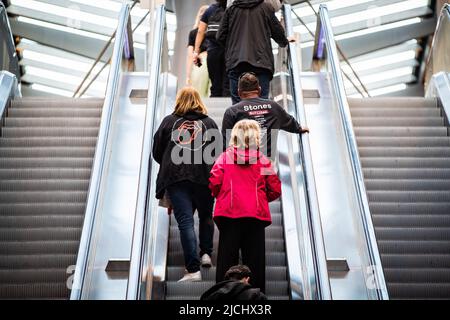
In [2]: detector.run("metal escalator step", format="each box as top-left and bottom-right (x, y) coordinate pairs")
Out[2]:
(0, 228), (82, 241)
(378, 240), (450, 254)
(387, 283), (450, 299)
(1, 127), (99, 138)
(347, 97), (437, 109)
(0, 137), (97, 148)
(0, 203), (85, 216)
(0, 147), (95, 158)
(352, 117), (444, 127)
(375, 227), (450, 241)
(166, 266), (287, 282)
(369, 202), (450, 215)
(365, 179), (450, 191)
(0, 215), (84, 228)
(167, 251), (286, 266)
(0, 254), (77, 269)
(357, 137), (450, 147)
(0, 283), (69, 299)
(7, 108), (102, 118)
(0, 191), (87, 203)
(384, 268), (450, 283)
(361, 157), (450, 168)
(168, 238), (286, 253)
(0, 158), (93, 169)
(372, 215), (450, 227)
(5, 118), (101, 127)
(0, 168), (91, 180)
(368, 190), (450, 202)
(359, 147), (450, 158)
(0, 241), (80, 255)
(0, 179), (89, 191)
(380, 254), (450, 268)
(11, 98), (103, 109)
(354, 127), (447, 137)
(350, 108), (441, 117)
(0, 269), (69, 284)
(363, 168), (450, 179)
(166, 280), (288, 297)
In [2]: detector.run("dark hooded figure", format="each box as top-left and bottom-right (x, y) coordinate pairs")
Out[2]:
(217, 0), (290, 104)
(200, 265), (267, 300)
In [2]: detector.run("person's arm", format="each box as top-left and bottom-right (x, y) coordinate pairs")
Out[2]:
(194, 22), (207, 63)
(221, 109), (235, 151)
(263, 160), (281, 202)
(216, 8), (229, 46)
(268, 10), (289, 47)
(186, 45), (194, 85)
(152, 117), (170, 164)
(209, 154), (225, 197)
(276, 104), (309, 134)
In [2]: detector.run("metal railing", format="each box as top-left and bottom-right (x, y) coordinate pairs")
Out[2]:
(126, 4), (166, 300)
(70, 2), (135, 300)
(0, 3), (20, 80)
(313, 4), (388, 300)
(282, 4), (331, 300)
(425, 3), (450, 90)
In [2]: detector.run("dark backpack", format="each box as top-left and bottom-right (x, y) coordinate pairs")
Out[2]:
(205, 6), (225, 40)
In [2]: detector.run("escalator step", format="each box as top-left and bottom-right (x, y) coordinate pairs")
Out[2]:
(1, 127), (99, 138)
(5, 117), (101, 128)
(0, 179), (89, 191)
(387, 283), (450, 299)
(0, 203), (85, 216)
(361, 157), (450, 168)
(0, 158), (93, 169)
(0, 241), (80, 255)
(8, 108), (102, 118)
(378, 240), (450, 254)
(384, 268), (450, 283)
(0, 137), (97, 148)
(0, 228), (82, 241)
(357, 137), (450, 147)
(350, 108), (441, 117)
(0, 191), (87, 203)
(365, 179), (450, 191)
(368, 190), (450, 202)
(369, 202), (450, 215)
(167, 252), (286, 266)
(347, 97), (437, 109)
(380, 254), (450, 268)
(375, 227), (450, 241)
(354, 127), (447, 137)
(363, 168), (450, 179)
(352, 117), (443, 127)
(372, 215), (450, 227)
(359, 147), (450, 158)
(168, 238), (286, 253)
(0, 147), (95, 158)
(0, 269), (70, 284)
(0, 283), (69, 299)
(0, 168), (91, 180)
(0, 215), (84, 228)
(11, 98), (103, 109)
(0, 254), (77, 269)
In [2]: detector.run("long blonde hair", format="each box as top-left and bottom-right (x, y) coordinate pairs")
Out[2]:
(193, 5), (209, 29)
(174, 87), (208, 116)
(229, 119), (261, 149)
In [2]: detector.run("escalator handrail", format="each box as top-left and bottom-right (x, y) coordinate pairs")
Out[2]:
(0, 3), (20, 80)
(425, 3), (450, 90)
(314, 4), (389, 300)
(283, 4), (332, 300)
(70, 3), (134, 300)
(126, 4), (166, 300)
(0, 71), (19, 118)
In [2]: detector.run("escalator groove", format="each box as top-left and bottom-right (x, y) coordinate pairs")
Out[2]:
(0, 97), (103, 299)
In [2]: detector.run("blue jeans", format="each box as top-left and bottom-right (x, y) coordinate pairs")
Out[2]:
(166, 181), (215, 273)
(228, 67), (272, 105)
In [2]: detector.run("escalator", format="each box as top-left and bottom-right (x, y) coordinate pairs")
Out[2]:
(349, 97), (450, 299)
(0, 97), (103, 299)
(164, 98), (290, 300)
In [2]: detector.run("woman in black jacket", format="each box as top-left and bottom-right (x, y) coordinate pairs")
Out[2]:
(153, 87), (221, 282)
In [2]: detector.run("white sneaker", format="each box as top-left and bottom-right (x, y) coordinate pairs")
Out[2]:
(201, 254), (212, 268)
(178, 270), (202, 282)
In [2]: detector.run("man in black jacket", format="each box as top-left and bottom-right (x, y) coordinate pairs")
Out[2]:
(201, 265), (267, 300)
(222, 73), (309, 159)
(217, 0), (292, 104)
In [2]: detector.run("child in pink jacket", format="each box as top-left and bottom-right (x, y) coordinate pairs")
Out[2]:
(209, 119), (281, 293)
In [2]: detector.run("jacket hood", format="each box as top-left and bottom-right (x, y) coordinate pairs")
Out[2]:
(177, 111), (208, 120)
(233, 0), (264, 9)
(231, 147), (261, 165)
(200, 280), (251, 300)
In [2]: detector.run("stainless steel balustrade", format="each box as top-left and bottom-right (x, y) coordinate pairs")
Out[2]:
(278, 4), (331, 300)
(70, 2), (135, 300)
(313, 4), (388, 300)
(0, 3), (20, 80)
